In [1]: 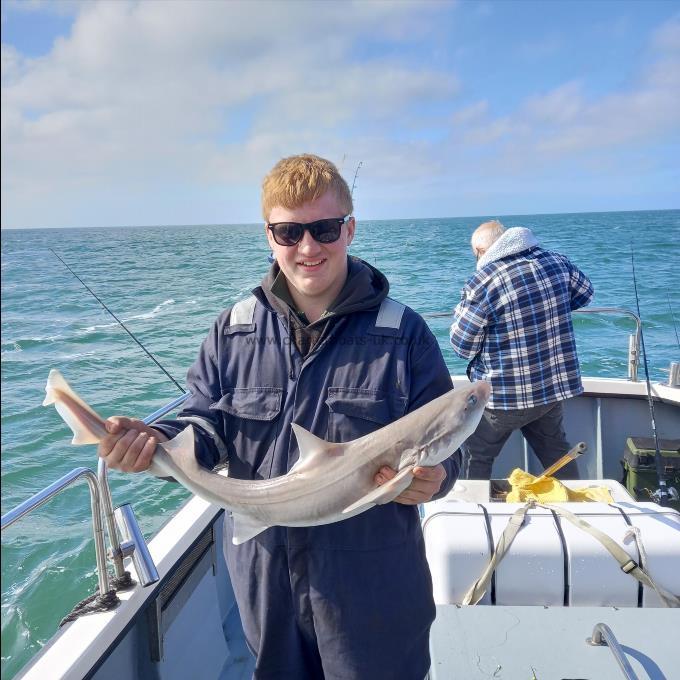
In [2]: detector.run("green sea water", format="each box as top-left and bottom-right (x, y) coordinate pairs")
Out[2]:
(1, 209), (679, 677)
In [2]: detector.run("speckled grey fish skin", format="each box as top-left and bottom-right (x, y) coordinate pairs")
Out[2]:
(45, 369), (490, 544)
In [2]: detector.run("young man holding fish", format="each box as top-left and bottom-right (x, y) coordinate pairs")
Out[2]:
(98, 154), (461, 679)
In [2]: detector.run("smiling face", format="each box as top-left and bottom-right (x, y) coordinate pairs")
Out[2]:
(266, 191), (355, 321)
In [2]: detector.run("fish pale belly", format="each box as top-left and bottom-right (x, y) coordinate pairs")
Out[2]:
(250, 467), (377, 526)
(230, 457), (408, 544)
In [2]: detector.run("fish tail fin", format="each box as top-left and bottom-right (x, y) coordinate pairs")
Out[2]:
(43, 369), (106, 445)
(42, 368), (71, 406)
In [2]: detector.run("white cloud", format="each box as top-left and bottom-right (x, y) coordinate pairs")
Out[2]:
(448, 21), (680, 174)
(651, 14), (680, 52)
(451, 100), (488, 126)
(1, 43), (25, 84)
(461, 116), (518, 146)
(515, 34), (563, 60)
(522, 81), (584, 126)
(2, 0), (461, 226)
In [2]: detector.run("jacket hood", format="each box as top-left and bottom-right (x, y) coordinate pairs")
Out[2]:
(328, 256), (389, 316)
(258, 256), (389, 322)
(477, 227), (539, 270)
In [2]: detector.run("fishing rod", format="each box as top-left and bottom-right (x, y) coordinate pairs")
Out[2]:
(630, 245), (673, 507)
(49, 248), (186, 395)
(350, 161), (363, 198)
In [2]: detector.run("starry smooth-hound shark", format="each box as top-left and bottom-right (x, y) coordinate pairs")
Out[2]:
(43, 369), (489, 544)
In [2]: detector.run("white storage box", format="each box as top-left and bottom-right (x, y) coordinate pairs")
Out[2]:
(422, 479), (680, 607)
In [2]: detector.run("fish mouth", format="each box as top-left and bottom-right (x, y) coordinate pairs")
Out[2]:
(474, 381), (491, 403)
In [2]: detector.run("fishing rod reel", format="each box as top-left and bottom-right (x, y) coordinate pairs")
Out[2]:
(628, 245), (678, 510)
(648, 483), (679, 507)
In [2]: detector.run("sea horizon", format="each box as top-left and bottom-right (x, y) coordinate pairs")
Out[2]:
(2, 206), (679, 232)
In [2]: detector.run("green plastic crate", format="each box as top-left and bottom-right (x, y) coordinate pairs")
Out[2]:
(621, 437), (680, 510)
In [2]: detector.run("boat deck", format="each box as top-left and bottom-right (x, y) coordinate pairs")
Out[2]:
(430, 604), (675, 680)
(220, 604), (255, 679)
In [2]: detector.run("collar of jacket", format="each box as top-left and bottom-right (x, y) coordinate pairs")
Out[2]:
(253, 257), (390, 375)
(258, 256), (389, 325)
(476, 227), (539, 270)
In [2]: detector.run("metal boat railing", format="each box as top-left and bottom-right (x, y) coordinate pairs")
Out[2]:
(1, 391), (190, 605)
(98, 391), (191, 582)
(425, 306), (642, 382)
(1, 467), (112, 597)
(572, 308), (641, 382)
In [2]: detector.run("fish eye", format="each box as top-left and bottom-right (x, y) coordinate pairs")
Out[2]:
(467, 394), (478, 406)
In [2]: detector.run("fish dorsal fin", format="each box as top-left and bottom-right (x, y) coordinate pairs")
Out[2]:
(231, 513), (270, 545)
(289, 423), (342, 474)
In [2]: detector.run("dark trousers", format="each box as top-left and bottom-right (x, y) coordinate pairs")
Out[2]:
(462, 400), (580, 480)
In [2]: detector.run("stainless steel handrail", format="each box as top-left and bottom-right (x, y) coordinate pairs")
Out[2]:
(114, 504), (160, 587)
(586, 622), (639, 680)
(2, 392), (190, 592)
(2, 467), (112, 597)
(142, 392), (191, 426)
(97, 391), (190, 580)
(98, 457), (126, 580)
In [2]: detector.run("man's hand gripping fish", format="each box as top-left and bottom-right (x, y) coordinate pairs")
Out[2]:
(44, 369), (490, 544)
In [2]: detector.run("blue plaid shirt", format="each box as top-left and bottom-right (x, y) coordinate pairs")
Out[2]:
(449, 247), (593, 409)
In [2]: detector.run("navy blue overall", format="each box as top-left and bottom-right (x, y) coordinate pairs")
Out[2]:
(155, 274), (458, 679)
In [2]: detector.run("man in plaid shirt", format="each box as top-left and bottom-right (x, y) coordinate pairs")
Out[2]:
(449, 220), (593, 479)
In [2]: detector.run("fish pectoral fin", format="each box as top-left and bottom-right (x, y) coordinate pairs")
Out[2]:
(342, 465), (415, 515)
(158, 425), (195, 458)
(231, 513), (271, 545)
(148, 426), (196, 479)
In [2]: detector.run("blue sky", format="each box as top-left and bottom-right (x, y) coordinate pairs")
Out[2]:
(1, 0), (679, 229)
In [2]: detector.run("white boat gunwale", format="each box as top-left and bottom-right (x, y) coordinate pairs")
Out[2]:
(17, 497), (225, 680)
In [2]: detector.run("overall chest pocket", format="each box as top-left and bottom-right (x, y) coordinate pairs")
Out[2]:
(210, 387), (283, 479)
(325, 387), (408, 443)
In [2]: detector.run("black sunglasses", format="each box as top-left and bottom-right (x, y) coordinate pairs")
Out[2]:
(267, 216), (350, 246)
